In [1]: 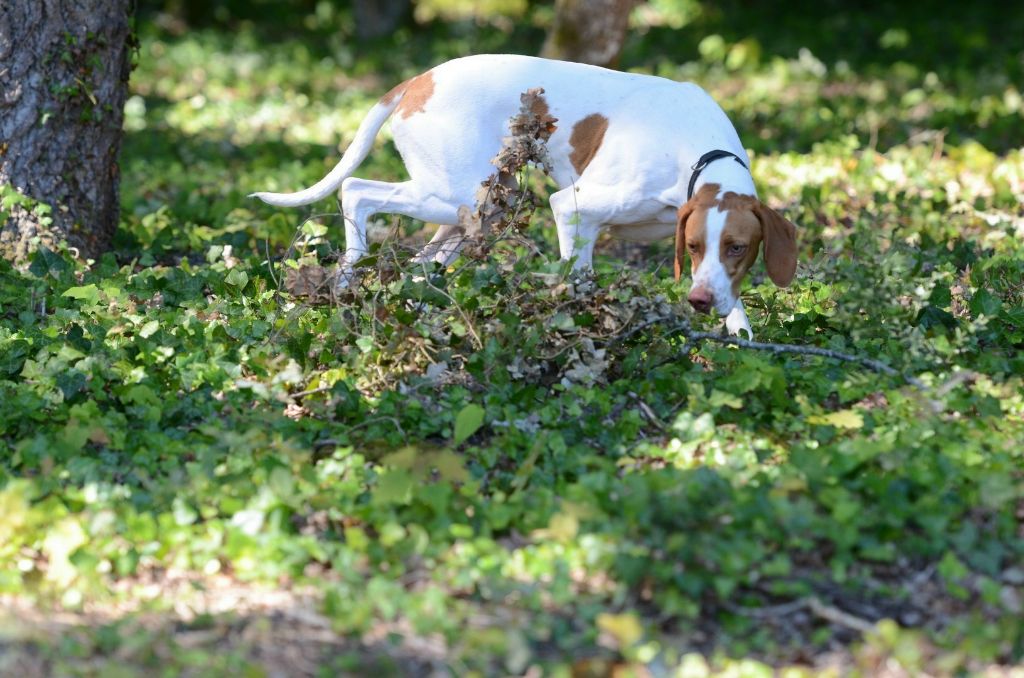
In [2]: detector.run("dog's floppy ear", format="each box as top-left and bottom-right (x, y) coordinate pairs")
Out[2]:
(674, 199), (699, 281)
(754, 202), (798, 287)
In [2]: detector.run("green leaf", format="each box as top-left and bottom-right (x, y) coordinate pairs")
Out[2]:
(433, 450), (469, 482)
(172, 497), (198, 526)
(224, 269), (249, 287)
(344, 526), (370, 552)
(138, 319), (160, 338)
(596, 612), (643, 649)
(542, 511), (578, 542)
(301, 221), (328, 238)
(381, 446), (418, 470)
(807, 409), (863, 429)
(355, 336), (375, 354)
(62, 284), (100, 305)
(969, 288), (1001, 317)
(374, 469), (414, 505)
(708, 389), (743, 409)
(550, 312), (575, 332)
(378, 522), (407, 547)
(41, 517), (86, 587)
(453, 403), (485, 445)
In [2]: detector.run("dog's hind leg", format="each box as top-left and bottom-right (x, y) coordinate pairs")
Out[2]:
(410, 224), (467, 266)
(338, 177), (464, 285)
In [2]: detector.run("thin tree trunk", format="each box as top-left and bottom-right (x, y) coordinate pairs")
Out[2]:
(352, 0), (411, 40)
(0, 0), (134, 263)
(541, 0), (640, 68)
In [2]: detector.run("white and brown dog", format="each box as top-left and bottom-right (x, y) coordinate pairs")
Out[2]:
(252, 54), (798, 337)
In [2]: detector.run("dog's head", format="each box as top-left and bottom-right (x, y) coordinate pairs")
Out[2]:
(674, 183), (798, 315)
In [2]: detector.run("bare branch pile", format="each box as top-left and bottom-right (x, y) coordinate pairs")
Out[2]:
(457, 87), (558, 239)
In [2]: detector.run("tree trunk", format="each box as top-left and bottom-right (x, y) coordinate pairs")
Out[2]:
(352, 0), (411, 41)
(0, 0), (134, 263)
(541, 0), (640, 68)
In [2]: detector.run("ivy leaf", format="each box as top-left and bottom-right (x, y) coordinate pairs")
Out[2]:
(708, 389), (743, 409)
(138, 320), (160, 338)
(596, 612), (643, 649)
(28, 246), (70, 279)
(453, 403), (485, 445)
(808, 410), (864, 429)
(56, 370), (86, 400)
(433, 450), (469, 482)
(225, 269), (249, 288)
(62, 284), (100, 305)
(374, 469), (414, 505)
(969, 289), (1001, 317)
(173, 497), (199, 526)
(544, 511), (578, 542)
(41, 517), (86, 587)
(355, 336), (375, 354)
(550, 312), (576, 332)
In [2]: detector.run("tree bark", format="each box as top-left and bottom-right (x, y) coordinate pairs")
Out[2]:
(352, 0), (411, 41)
(541, 0), (640, 68)
(0, 0), (134, 263)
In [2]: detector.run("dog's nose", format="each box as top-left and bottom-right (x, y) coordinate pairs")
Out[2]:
(688, 287), (713, 314)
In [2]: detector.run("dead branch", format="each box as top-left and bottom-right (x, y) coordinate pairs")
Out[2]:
(807, 597), (877, 634)
(725, 596), (877, 635)
(662, 320), (927, 389)
(458, 87), (558, 238)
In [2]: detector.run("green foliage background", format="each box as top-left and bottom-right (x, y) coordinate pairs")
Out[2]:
(2, 1), (1023, 674)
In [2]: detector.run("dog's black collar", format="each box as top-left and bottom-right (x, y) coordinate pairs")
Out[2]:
(687, 150), (749, 201)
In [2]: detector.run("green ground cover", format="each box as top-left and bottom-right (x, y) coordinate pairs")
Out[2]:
(2, 2), (1023, 675)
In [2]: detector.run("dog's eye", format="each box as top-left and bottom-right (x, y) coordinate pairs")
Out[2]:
(687, 242), (699, 252)
(726, 243), (747, 257)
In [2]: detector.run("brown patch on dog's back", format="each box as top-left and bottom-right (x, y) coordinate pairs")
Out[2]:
(395, 71), (435, 119)
(569, 113), (609, 174)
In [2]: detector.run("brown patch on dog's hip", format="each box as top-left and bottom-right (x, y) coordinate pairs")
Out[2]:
(393, 71), (436, 118)
(380, 78), (409, 106)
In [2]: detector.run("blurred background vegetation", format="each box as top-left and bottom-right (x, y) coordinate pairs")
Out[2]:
(145, 0), (1024, 83)
(137, 0), (1023, 155)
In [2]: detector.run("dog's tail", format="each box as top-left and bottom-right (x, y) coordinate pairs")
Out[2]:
(249, 87), (404, 207)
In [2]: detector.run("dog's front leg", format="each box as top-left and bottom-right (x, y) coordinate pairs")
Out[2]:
(725, 301), (753, 339)
(551, 189), (601, 271)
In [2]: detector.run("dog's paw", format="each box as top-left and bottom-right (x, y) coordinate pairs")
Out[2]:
(725, 304), (753, 340)
(333, 267), (358, 292)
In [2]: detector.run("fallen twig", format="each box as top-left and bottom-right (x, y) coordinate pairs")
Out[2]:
(662, 320), (926, 389)
(289, 385), (332, 400)
(807, 596), (877, 634)
(722, 597), (810, 619)
(725, 596), (877, 634)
